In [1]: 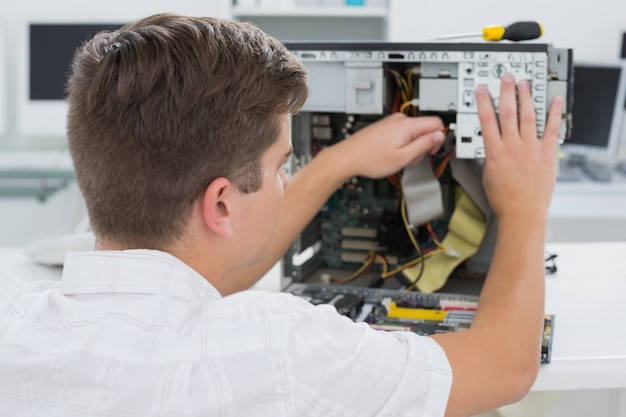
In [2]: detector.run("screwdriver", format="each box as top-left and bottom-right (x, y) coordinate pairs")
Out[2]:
(432, 21), (544, 42)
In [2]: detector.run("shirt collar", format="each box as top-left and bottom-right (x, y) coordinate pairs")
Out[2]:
(61, 249), (223, 302)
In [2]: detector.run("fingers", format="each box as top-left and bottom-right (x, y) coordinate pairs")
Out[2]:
(429, 137), (445, 155)
(498, 74), (520, 141)
(541, 96), (564, 153)
(391, 114), (444, 164)
(477, 75), (557, 147)
(399, 114), (444, 142)
(342, 113), (445, 179)
(402, 130), (445, 165)
(475, 84), (500, 152)
(517, 79), (537, 141)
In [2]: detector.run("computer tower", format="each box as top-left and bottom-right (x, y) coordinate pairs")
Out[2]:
(280, 42), (572, 363)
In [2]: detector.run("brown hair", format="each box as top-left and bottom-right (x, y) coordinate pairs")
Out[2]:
(66, 13), (308, 249)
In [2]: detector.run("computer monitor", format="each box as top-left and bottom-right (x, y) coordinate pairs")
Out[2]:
(561, 61), (626, 158)
(17, 20), (125, 138)
(14, 1), (226, 139)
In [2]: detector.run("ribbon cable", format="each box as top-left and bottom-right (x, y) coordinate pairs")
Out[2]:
(402, 185), (487, 293)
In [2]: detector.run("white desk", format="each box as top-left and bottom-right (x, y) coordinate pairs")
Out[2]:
(535, 242), (626, 392)
(549, 172), (626, 242)
(1, 242), (626, 398)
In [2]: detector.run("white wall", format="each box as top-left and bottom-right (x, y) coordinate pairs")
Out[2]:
(0, 0), (232, 246)
(388, 0), (626, 61)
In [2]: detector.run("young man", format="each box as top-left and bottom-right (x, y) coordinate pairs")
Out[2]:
(0, 13), (562, 417)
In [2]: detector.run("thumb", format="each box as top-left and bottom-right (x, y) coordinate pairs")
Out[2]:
(401, 130), (445, 165)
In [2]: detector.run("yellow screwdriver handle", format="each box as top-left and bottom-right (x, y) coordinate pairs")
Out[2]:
(483, 21), (544, 42)
(482, 25), (506, 41)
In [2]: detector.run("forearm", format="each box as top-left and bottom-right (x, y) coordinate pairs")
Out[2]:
(430, 75), (560, 417)
(473, 210), (547, 374)
(430, 211), (547, 416)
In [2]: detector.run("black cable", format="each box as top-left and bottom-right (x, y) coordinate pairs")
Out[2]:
(545, 253), (558, 275)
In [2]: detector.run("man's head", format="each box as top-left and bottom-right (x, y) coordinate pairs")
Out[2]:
(66, 13), (308, 250)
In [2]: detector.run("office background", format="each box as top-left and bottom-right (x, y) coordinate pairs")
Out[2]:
(0, 1), (625, 416)
(2, 0), (626, 246)
(0, 0), (229, 246)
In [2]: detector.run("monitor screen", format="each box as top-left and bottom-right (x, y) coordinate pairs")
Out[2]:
(18, 22), (125, 138)
(29, 24), (123, 101)
(562, 61), (626, 157)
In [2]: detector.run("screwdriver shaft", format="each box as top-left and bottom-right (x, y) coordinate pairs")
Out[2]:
(431, 31), (482, 41)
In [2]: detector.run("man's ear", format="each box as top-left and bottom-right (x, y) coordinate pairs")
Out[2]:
(201, 177), (234, 238)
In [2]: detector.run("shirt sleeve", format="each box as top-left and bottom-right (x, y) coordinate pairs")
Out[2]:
(287, 296), (452, 417)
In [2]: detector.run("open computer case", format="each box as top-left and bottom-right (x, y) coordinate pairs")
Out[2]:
(280, 41), (574, 364)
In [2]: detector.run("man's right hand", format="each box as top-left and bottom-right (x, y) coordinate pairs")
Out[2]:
(476, 73), (563, 221)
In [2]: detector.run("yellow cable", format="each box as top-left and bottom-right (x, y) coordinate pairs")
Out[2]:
(387, 69), (411, 102)
(330, 251), (376, 285)
(400, 100), (414, 114)
(382, 248), (442, 279)
(404, 67), (414, 92)
(403, 186), (487, 293)
(374, 253), (389, 276)
(426, 223), (446, 251)
(400, 192), (420, 252)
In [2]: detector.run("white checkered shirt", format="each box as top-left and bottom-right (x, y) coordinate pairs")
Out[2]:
(0, 249), (451, 416)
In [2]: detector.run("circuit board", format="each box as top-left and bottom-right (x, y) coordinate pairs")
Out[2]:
(287, 283), (554, 364)
(286, 110), (463, 290)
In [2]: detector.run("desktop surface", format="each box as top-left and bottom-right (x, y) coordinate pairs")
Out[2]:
(534, 241), (626, 391)
(556, 156), (626, 183)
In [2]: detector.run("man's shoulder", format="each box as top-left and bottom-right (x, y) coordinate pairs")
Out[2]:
(1, 279), (60, 302)
(222, 289), (309, 312)
(0, 280), (61, 316)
